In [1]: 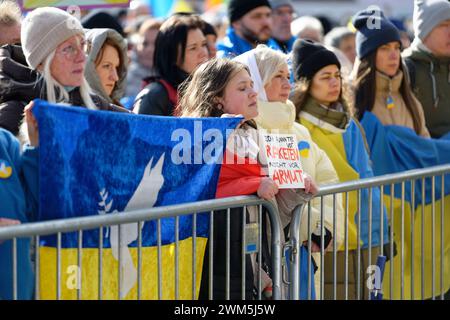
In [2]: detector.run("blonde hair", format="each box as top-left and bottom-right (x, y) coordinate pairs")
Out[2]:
(0, 0), (21, 27)
(253, 44), (289, 87)
(138, 18), (162, 36)
(41, 50), (97, 110)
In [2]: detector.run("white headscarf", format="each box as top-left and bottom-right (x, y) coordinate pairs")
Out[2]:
(233, 49), (268, 102)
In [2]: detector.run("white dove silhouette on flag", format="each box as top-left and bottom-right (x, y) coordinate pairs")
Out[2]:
(98, 154), (165, 299)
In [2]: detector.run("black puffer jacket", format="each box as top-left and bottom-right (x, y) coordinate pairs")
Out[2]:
(0, 45), (128, 136)
(0, 45), (41, 136)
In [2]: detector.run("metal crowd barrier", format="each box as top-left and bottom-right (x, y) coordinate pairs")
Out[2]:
(0, 196), (282, 300)
(1, 165), (449, 301)
(288, 164), (450, 300)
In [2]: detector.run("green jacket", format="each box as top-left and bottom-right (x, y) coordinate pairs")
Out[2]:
(403, 45), (450, 138)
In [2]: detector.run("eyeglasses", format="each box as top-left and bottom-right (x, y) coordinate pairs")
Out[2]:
(56, 39), (91, 60)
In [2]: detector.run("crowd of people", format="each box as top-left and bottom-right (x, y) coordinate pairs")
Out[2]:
(0, 0), (449, 300)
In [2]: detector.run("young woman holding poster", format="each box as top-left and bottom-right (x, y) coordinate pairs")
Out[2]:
(291, 39), (391, 300)
(234, 44), (344, 299)
(177, 58), (317, 300)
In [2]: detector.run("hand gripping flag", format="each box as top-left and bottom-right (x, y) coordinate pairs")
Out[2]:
(32, 100), (241, 300)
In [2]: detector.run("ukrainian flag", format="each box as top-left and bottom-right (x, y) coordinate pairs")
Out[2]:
(33, 100), (240, 300)
(361, 111), (450, 300)
(299, 116), (390, 251)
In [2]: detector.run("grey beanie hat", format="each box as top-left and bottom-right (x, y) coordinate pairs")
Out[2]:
(269, 0), (293, 9)
(21, 7), (85, 69)
(413, 0), (450, 40)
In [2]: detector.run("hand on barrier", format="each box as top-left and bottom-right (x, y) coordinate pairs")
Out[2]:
(0, 217), (20, 227)
(257, 177), (279, 200)
(0, 218), (21, 244)
(302, 173), (318, 195)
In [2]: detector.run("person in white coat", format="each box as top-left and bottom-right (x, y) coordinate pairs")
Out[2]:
(234, 45), (344, 299)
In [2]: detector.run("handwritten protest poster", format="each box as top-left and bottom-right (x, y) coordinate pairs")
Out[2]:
(263, 134), (304, 189)
(20, 0), (130, 11)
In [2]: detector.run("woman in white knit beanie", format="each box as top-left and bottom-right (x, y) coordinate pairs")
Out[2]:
(19, 7), (127, 146)
(21, 6), (97, 109)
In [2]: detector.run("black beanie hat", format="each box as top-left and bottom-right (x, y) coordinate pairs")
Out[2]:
(352, 7), (401, 59)
(228, 0), (272, 23)
(292, 39), (341, 81)
(82, 10), (124, 37)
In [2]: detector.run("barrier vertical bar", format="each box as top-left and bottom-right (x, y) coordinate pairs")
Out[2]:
(432, 176), (436, 300)
(390, 184), (394, 300)
(175, 216), (180, 300)
(440, 174), (445, 300)
(57, 232), (61, 300)
(209, 211), (214, 300)
(401, 182), (405, 300)
(98, 227), (103, 300)
(192, 213), (197, 300)
(241, 206), (246, 300)
(226, 208), (230, 300)
(344, 192), (349, 301)
(357, 190), (361, 300)
(320, 196), (324, 300)
(77, 230), (82, 300)
(137, 221), (142, 300)
(333, 194), (337, 301)
(157, 220), (162, 300)
(307, 202), (312, 300)
(421, 177), (425, 300)
(12, 237), (17, 300)
(35, 235), (40, 300)
(368, 188), (373, 300)
(411, 180), (415, 300)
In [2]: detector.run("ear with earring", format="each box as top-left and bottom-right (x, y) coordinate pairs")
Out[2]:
(214, 97), (224, 111)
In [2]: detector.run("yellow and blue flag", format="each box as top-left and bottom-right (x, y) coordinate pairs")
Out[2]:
(300, 116), (390, 251)
(32, 100), (240, 300)
(361, 111), (450, 299)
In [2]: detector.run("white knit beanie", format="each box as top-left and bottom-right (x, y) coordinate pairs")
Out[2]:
(21, 7), (84, 69)
(413, 0), (450, 41)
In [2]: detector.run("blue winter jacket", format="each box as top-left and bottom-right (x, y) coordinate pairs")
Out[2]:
(0, 128), (39, 300)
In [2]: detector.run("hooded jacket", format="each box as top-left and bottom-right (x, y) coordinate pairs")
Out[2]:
(84, 28), (128, 105)
(372, 70), (430, 138)
(403, 42), (450, 138)
(0, 45), (128, 136)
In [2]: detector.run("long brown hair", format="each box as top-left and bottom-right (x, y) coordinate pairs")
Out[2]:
(353, 51), (423, 134)
(94, 39), (123, 69)
(176, 58), (249, 118)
